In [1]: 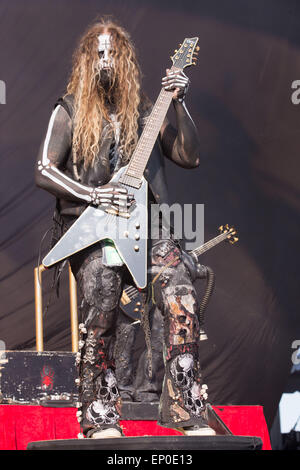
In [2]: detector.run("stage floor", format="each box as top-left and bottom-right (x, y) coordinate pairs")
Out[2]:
(27, 435), (263, 451)
(0, 404), (271, 450)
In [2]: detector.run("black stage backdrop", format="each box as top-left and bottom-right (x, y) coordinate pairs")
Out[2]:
(1, 0), (300, 429)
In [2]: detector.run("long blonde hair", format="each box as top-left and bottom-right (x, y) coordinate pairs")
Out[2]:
(65, 19), (142, 169)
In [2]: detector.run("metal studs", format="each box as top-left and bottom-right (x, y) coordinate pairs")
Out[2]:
(79, 323), (87, 334)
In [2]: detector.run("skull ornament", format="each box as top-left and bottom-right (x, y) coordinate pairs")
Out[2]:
(83, 345), (96, 365)
(86, 399), (120, 426)
(86, 329), (97, 347)
(80, 368), (94, 402)
(97, 368), (119, 403)
(182, 381), (205, 416)
(170, 353), (194, 390)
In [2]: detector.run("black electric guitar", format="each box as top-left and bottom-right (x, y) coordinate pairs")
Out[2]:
(42, 38), (200, 289)
(120, 224), (238, 321)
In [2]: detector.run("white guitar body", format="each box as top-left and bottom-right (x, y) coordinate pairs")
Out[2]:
(42, 165), (148, 289)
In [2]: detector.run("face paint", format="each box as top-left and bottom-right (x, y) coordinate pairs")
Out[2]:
(97, 33), (113, 70)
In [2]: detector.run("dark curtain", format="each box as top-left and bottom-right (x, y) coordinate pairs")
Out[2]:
(1, 0), (300, 428)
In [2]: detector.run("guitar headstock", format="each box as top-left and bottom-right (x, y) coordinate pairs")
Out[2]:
(218, 224), (239, 245)
(170, 37), (199, 70)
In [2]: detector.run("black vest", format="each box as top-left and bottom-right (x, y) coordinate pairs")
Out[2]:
(54, 94), (170, 218)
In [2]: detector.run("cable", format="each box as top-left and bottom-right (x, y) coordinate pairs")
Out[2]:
(198, 265), (215, 327)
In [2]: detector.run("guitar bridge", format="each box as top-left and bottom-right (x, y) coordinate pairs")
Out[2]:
(105, 208), (131, 219)
(120, 291), (131, 305)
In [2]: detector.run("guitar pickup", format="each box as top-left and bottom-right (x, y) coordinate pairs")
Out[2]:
(119, 174), (141, 189)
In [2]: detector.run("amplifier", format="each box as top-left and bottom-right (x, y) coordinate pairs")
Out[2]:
(0, 350), (78, 407)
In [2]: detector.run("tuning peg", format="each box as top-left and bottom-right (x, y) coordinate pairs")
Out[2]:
(219, 225), (224, 232)
(192, 62), (197, 66)
(174, 49), (178, 53)
(196, 46), (200, 51)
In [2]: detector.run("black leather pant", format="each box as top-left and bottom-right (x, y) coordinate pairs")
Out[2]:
(70, 239), (208, 436)
(115, 305), (164, 403)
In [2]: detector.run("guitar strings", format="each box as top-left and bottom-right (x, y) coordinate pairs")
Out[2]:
(98, 86), (174, 272)
(192, 231), (233, 257)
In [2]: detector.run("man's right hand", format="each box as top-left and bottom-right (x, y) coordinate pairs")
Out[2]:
(90, 182), (135, 212)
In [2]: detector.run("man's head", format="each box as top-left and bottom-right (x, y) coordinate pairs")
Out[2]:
(66, 19), (142, 168)
(68, 19), (140, 93)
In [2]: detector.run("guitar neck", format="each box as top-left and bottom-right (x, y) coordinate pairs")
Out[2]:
(120, 66), (179, 187)
(191, 231), (232, 257)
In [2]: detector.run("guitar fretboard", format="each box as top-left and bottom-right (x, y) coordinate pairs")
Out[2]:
(192, 231), (232, 257)
(120, 67), (179, 187)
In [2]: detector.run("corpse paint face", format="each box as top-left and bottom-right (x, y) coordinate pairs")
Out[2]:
(97, 33), (113, 70)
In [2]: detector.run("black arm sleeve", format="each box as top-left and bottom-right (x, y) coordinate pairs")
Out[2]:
(159, 100), (200, 169)
(35, 105), (94, 203)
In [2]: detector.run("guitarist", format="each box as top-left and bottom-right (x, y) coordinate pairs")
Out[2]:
(35, 19), (216, 438)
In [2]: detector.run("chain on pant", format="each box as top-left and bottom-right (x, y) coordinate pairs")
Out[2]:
(70, 239), (209, 435)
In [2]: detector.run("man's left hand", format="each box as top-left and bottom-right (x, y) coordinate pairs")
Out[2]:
(162, 69), (190, 102)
